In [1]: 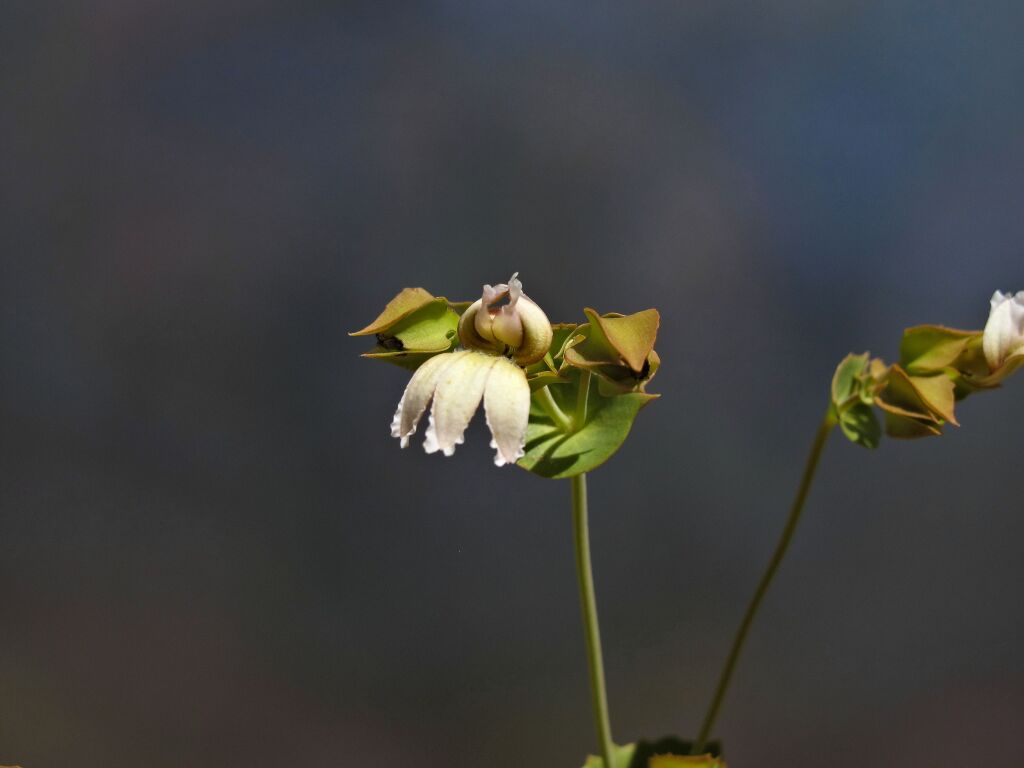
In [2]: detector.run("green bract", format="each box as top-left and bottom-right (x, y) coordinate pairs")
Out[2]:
(349, 287), (462, 370)
(353, 281), (660, 477)
(563, 308), (661, 395)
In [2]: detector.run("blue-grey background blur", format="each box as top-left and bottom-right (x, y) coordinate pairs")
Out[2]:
(2, 2), (1023, 766)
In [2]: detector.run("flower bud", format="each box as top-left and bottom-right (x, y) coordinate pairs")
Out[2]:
(458, 272), (553, 365)
(982, 290), (1024, 370)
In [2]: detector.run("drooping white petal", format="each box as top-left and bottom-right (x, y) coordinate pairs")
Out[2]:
(483, 356), (531, 467)
(983, 290), (1024, 369)
(424, 351), (500, 456)
(391, 351), (466, 447)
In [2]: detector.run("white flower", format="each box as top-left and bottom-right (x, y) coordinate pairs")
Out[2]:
(982, 290), (1024, 370)
(390, 350), (531, 466)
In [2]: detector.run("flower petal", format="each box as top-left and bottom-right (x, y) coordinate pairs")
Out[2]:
(483, 357), (531, 467)
(424, 351), (499, 456)
(391, 351), (466, 447)
(983, 290), (1024, 369)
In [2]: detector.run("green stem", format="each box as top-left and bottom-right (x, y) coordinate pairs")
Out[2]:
(535, 384), (573, 432)
(691, 409), (837, 755)
(572, 472), (616, 768)
(574, 371), (592, 430)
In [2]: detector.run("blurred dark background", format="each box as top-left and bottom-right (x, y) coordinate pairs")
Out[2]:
(2, 2), (1023, 766)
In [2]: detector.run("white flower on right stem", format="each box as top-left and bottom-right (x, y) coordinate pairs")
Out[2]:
(983, 290), (1024, 370)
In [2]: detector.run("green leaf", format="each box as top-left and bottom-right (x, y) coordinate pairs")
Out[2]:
(356, 298), (460, 369)
(875, 367), (944, 438)
(907, 373), (957, 425)
(562, 310), (660, 394)
(520, 371), (656, 479)
(899, 324), (979, 374)
(385, 299), (459, 351)
(831, 352), (870, 407)
(566, 308), (660, 374)
(587, 308), (660, 372)
(839, 403), (881, 449)
(350, 287), (437, 336)
(877, 365), (941, 422)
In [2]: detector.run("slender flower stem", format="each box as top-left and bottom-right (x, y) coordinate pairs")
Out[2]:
(574, 371), (592, 430)
(692, 409), (837, 755)
(572, 472), (616, 768)
(536, 384), (573, 432)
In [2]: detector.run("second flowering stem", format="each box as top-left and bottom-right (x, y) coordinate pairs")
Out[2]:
(692, 408), (837, 755)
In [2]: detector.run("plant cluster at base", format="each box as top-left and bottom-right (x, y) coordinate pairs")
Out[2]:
(582, 738), (726, 768)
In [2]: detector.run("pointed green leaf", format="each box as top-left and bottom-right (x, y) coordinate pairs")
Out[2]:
(563, 311), (660, 394)
(899, 325), (980, 373)
(356, 298), (460, 368)
(385, 299), (459, 351)
(563, 309), (660, 376)
(586, 308), (661, 373)
(831, 352), (870, 407)
(350, 287), (437, 336)
(877, 365), (941, 422)
(907, 374), (958, 425)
